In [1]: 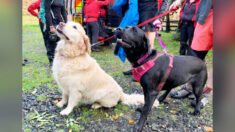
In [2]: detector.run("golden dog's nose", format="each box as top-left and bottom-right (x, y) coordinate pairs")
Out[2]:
(59, 22), (65, 27)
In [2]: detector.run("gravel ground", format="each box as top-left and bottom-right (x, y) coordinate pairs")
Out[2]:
(23, 63), (213, 132)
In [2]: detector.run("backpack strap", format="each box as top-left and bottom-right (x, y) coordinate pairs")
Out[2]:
(50, 0), (64, 20)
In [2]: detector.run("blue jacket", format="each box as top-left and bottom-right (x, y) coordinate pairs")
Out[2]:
(113, 0), (139, 62)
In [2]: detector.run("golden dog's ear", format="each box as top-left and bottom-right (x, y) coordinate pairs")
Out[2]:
(83, 34), (91, 54)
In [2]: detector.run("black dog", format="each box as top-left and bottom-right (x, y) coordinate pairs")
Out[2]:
(115, 26), (207, 132)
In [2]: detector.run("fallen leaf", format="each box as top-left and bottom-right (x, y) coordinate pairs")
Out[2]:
(31, 89), (37, 94)
(113, 116), (119, 120)
(68, 129), (72, 132)
(165, 97), (171, 101)
(129, 119), (134, 124)
(204, 126), (213, 132)
(54, 100), (59, 104)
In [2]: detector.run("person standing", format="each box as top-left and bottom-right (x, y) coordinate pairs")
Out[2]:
(138, 0), (170, 49)
(28, 0), (51, 65)
(43, 0), (67, 66)
(84, 0), (110, 52)
(169, 0), (213, 107)
(121, 0), (170, 76)
(178, 0), (200, 55)
(112, 0), (139, 75)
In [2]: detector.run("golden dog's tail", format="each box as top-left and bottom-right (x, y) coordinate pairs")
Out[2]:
(120, 93), (159, 108)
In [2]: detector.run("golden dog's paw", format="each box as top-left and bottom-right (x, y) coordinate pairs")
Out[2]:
(60, 109), (71, 115)
(91, 103), (102, 109)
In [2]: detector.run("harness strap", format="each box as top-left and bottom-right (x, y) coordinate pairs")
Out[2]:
(157, 55), (174, 91)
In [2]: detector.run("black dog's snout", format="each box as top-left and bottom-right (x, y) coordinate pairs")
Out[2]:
(116, 28), (122, 31)
(115, 28), (124, 38)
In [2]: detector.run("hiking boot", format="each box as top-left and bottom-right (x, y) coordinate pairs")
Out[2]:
(123, 69), (132, 75)
(191, 94), (208, 108)
(169, 85), (192, 98)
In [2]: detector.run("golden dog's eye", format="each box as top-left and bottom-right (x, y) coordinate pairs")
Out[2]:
(73, 26), (77, 29)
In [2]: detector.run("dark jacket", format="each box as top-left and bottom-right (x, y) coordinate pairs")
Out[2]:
(195, 0), (213, 25)
(180, 0), (200, 22)
(45, 0), (67, 27)
(84, 0), (110, 22)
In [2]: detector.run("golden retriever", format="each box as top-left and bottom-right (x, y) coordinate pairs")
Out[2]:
(52, 21), (159, 115)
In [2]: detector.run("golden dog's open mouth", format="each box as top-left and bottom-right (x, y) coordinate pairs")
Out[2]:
(56, 26), (70, 40)
(117, 38), (132, 48)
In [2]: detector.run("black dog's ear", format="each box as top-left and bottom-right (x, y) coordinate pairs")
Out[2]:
(143, 34), (151, 53)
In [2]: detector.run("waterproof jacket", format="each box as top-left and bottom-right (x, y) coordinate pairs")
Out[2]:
(84, 0), (111, 22)
(179, 0), (200, 22)
(195, 0), (213, 25)
(28, 0), (41, 22)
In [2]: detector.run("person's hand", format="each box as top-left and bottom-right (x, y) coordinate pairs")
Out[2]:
(169, 0), (182, 11)
(37, 14), (40, 19)
(153, 19), (162, 31)
(50, 26), (56, 33)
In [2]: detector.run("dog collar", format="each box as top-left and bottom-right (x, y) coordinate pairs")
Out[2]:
(137, 51), (152, 64)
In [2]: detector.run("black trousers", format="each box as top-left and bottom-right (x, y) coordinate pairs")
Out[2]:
(86, 21), (99, 48)
(190, 50), (208, 60)
(39, 22), (59, 64)
(180, 21), (195, 55)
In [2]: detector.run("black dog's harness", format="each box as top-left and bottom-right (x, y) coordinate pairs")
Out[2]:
(132, 53), (174, 91)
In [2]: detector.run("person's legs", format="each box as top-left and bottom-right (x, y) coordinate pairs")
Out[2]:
(86, 22), (92, 44)
(41, 24), (55, 65)
(190, 11), (213, 107)
(180, 22), (188, 55)
(187, 22), (195, 55)
(47, 39), (58, 66)
(190, 50), (208, 60)
(145, 32), (155, 49)
(90, 21), (100, 51)
(39, 22), (50, 60)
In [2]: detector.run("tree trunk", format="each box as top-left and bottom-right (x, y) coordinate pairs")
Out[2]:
(166, 14), (170, 32)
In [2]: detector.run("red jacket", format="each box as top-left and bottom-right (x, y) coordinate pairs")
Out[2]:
(27, 0), (41, 22)
(84, 0), (110, 22)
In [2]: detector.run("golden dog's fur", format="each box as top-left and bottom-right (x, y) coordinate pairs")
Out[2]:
(52, 21), (159, 115)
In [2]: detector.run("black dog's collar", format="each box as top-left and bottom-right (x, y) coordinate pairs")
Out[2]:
(137, 50), (152, 64)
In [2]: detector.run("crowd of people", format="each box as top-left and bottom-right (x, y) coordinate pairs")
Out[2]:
(28, 0), (213, 106)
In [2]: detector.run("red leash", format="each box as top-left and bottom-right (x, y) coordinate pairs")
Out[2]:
(94, 10), (173, 46)
(136, 10), (173, 28)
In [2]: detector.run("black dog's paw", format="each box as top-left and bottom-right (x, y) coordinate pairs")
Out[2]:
(133, 125), (142, 132)
(136, 107), (143, 113)
(193, 110), (201, 116)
